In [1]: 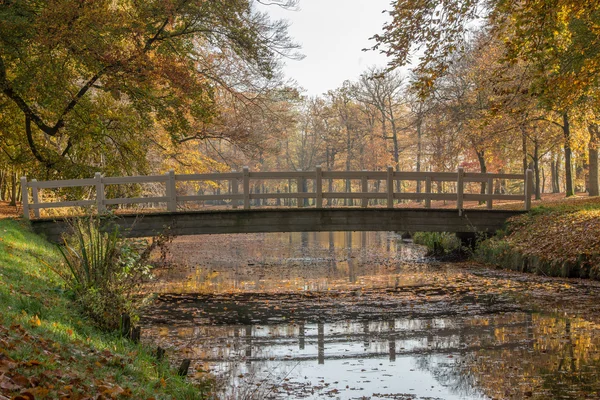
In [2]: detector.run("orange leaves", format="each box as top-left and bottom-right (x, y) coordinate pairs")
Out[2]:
(28, 316), (41, 328)
(97, 382), (133, 399)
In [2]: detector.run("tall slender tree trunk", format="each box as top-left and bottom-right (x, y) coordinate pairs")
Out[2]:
(346, 127), (352, 207)
(563, 112), (574, 197)
(0, 170), (5, 201)
(9, 171), (17, 206)
(390, 119), (400, 192)
(415, 117), (423, 197)
(476, 150), (487, 197)
(521, 127), (528, 173)
(533, 139), (541, 200)
(551, 155), (560, 193)
(541, 166), (546, 194)
(588, 123), (599, 196)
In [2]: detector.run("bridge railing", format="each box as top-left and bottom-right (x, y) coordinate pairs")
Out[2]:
(20, 167), (534, 219)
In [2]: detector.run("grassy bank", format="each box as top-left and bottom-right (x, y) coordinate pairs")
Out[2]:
(0, 218), (211, 399)
(475, 196), (600, 279)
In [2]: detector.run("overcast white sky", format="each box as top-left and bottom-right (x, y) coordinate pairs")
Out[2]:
(257, 0), (394, 96)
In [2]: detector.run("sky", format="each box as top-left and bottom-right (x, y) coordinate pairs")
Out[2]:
(257, 0), (394, 97)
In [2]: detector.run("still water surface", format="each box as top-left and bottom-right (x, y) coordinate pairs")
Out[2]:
(141, 232), (600, 399)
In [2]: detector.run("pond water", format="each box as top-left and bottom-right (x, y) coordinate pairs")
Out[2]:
(141, 232), (600, 400)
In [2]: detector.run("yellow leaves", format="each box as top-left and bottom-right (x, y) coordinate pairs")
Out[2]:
(28, 315), (41, 327)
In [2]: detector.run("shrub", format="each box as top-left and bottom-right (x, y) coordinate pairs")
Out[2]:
(51, 217), (160, 331)
(413, 232), (463, 256)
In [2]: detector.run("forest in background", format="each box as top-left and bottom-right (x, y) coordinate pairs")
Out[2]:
(1, 0), (598, 206)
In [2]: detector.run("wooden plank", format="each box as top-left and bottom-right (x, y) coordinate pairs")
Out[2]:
(249, 171), (313, 179)
(297, 171), (304, 208)
(316, 166), (323, 209)
(393, 193), (456, 201)
(393, 171), (457, 181)
(177, 195), (244, 202)
(464, 172), (524, 180)
(175, 172), (242, 181)
(95, 172), (106, 214)
(103, 197), (166, 205)
(486, 177), (493, 210)
(361, 170), (368, 208)
(30, 178), (96, 189)
(463, 194), (524, 201)
(166, 170), (177, 212)
(243, 167), (250, 209)
(102, 175), (167, 184)
(231, 171), (239, 209)
(457, 168), (464, 211)
(31, 179), (40, 218)
(387, 166), (394, 208)
(30, 200), (95, 209)
(249, 193), (315, 200)
(322, 193), (387, 199)
(20, 177), (29, 220)
(425, 177), (432, 208)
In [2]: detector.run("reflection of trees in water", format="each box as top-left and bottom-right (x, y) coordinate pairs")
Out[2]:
(462, 314), (600, 399)
(145, 312), (600, 399)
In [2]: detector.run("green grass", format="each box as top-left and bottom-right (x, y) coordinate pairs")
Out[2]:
(0, 218), (212, 399)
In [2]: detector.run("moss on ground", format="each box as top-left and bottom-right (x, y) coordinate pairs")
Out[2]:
(0, 218), (212, 399)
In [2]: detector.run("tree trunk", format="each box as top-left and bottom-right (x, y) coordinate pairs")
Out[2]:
(0, 170), (5, 201)
(563, 112), (574, 197)
(533, 139), (541, 200)
(9, 172), (17, 206)
(541, 166), (546, 194)
(551, 155), (560, 193)
(416, 116), (423, 197)
(522, 127), (528, 173)
(476, 150), (487, 199)
(588, 123), (599, 196)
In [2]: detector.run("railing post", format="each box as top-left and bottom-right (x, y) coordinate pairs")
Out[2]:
(20, 177), (29, 220)
(243, 166), (250, 209)
(95, 172), (106, 214)
(457, 167), (464, 214)
(486, 176), (493, 210)
(387, 166), (394, 209)
(425, 176), (432, 209)
(316, 166), (323, 209)
(231, 170), (238, 209)
(297, 169), (304, 208)
(166, 170), (177, 212)
(31, 179), (40, 219)
(525, 169), (533, 210)
(361, 170), (368, 208)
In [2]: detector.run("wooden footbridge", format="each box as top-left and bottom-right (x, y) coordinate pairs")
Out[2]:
(21, 167), (533, 242)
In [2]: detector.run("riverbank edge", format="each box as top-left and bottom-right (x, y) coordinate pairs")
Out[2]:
(416, 197), (600, 280)
(0, 218), (212, 399)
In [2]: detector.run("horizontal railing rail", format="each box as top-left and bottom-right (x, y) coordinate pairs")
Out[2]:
(20, 166), (534, 219)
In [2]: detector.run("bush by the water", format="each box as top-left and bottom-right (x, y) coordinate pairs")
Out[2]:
(52, 217), (159, 330)
(413, 232), (468, 259)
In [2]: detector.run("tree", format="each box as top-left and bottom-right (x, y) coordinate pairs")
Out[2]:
(356, 67), (407, 173)
(373, 0), (600, 196)
(0, 0), (300, 177)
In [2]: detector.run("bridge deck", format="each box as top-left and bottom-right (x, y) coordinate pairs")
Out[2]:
(30, 208), (524, 242)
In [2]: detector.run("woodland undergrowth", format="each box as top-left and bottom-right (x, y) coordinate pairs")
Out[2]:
(475, 196), (600, 279)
